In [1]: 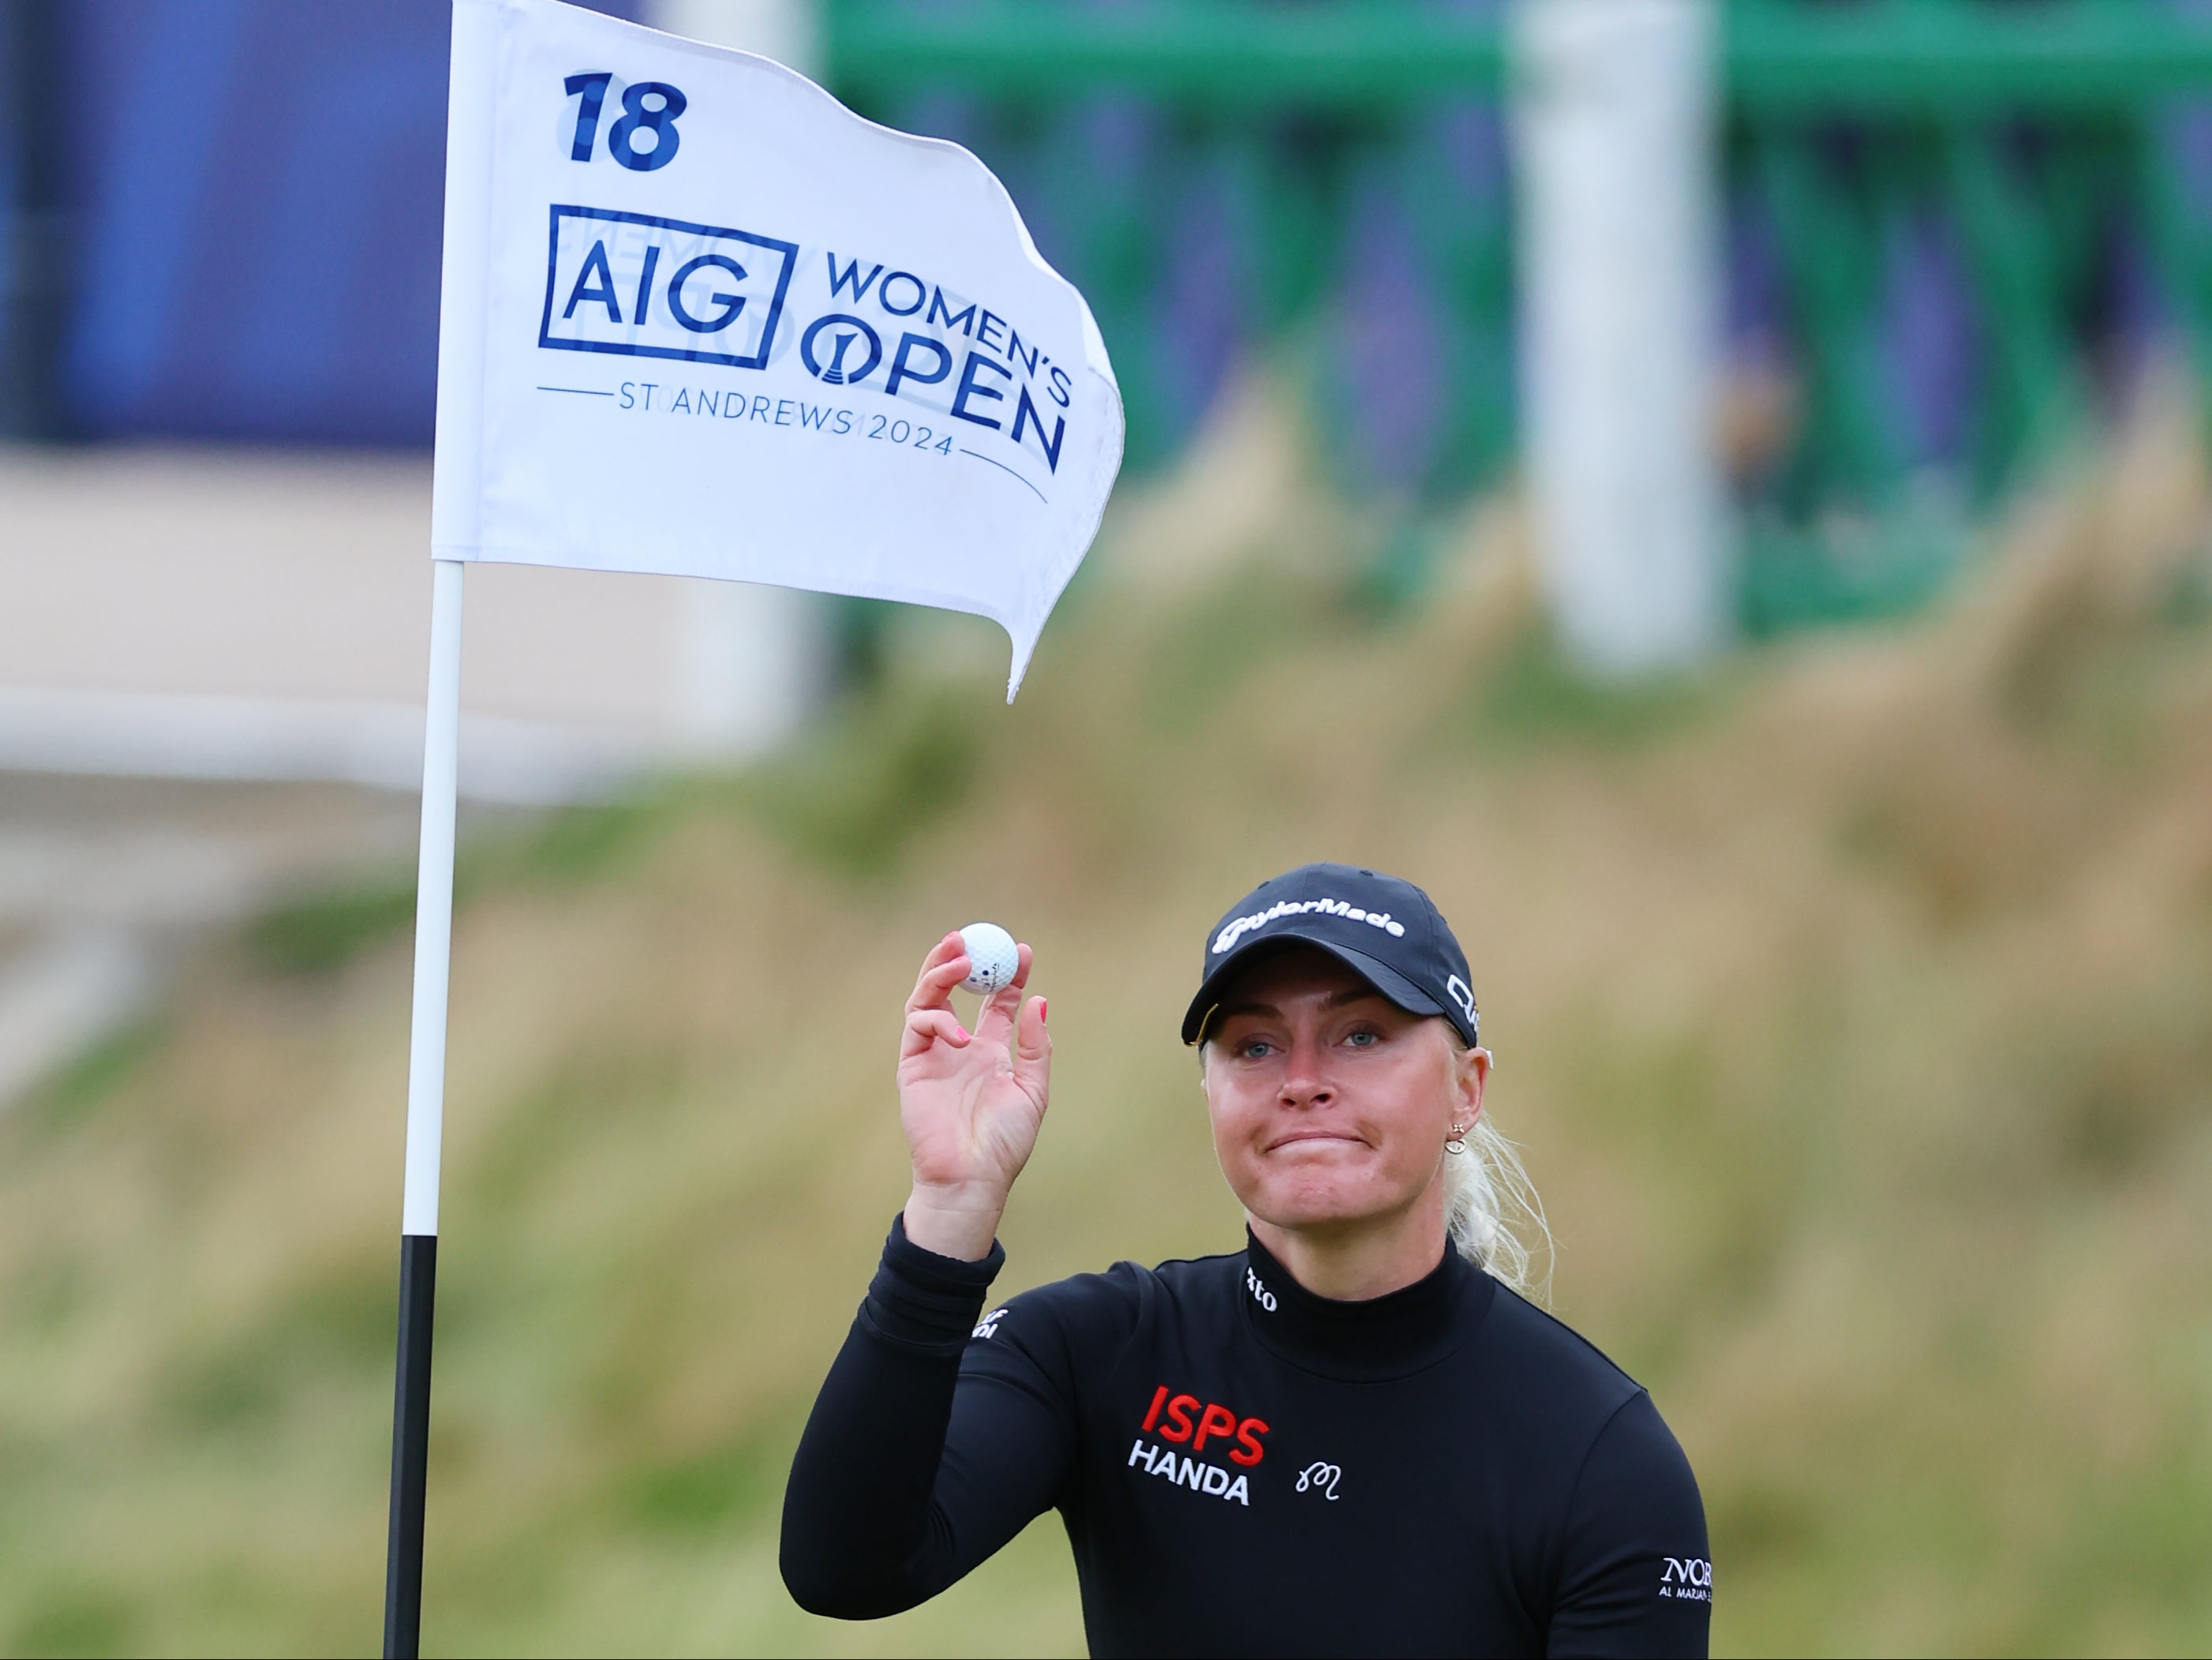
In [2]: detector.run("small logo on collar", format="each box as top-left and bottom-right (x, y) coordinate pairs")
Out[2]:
(1244, 1265), (1278, 1312)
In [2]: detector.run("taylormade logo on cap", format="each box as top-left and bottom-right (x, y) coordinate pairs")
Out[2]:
(1183, 862), (1479, 1048)
(1212, 899), (1406, 955)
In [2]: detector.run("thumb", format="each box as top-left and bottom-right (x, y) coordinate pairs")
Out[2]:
(1012, 995), (1051, 1098)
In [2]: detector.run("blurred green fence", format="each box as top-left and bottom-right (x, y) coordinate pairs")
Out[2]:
(825, 0), (2212, 631)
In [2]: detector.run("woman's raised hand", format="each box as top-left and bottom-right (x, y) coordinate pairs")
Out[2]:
(897, 931), (1051, 1261)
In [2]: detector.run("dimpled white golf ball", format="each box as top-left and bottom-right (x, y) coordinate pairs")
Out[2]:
(959, 923), (1019, 995)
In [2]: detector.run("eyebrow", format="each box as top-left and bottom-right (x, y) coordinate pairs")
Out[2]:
(1215, 987), (1390, 1022)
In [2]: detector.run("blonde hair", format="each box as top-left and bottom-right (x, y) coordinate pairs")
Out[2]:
(1441, 1055), (1552, 1304)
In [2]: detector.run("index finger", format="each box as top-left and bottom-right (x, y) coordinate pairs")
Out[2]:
(907, 931), (971, 1014)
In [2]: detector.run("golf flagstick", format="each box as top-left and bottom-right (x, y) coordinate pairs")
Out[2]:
(384, 0), (1123, 1644)
(385, 2), (491, 1636)
(384, 556), (466, 1660)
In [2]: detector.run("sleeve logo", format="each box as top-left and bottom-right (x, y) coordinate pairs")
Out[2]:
(1659, 1557), (1712, 1601)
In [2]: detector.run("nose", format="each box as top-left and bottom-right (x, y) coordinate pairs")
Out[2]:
(1278, 1034), (1334, 1110)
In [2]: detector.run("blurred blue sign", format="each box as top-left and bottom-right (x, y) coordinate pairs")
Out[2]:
(49, 0), (642, 446)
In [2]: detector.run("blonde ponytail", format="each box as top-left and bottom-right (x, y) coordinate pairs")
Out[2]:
(1443, 1107), (1551, 1303)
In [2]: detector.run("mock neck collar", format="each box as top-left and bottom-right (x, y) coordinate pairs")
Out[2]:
(1239, 1227), (1492, 1381)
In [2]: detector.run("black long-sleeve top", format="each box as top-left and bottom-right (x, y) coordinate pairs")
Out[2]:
(780, 1216), (1711, 1658)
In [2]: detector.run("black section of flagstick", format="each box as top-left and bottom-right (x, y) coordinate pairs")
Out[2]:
(384, 1233), (438, 1659)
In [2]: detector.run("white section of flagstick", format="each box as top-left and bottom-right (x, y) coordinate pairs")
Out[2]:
(402, 557), (466, 1238)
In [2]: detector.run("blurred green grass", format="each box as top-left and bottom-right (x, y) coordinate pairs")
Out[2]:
(3, 414), (2212, 1656)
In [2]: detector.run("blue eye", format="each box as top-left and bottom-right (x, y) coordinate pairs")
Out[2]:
(1239, 1040), (1274, 1060)
(1345, 1029), (1379, 1047)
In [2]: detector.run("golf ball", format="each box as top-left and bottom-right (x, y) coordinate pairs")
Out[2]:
(959, 923), (1020, 995)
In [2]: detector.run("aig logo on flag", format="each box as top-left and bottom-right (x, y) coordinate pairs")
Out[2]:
(538, 205), (798, 369)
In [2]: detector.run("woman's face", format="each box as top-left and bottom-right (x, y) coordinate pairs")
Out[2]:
(1203, 946), (1484, 1240)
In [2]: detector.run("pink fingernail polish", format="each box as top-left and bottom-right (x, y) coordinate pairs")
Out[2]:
(955, 1025), (970, 1042)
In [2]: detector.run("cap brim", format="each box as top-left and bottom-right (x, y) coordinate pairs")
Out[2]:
(1181, 931), (1449, 1044)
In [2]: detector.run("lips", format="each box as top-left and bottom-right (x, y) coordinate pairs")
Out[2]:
(1263, 1129), (1368, 1153)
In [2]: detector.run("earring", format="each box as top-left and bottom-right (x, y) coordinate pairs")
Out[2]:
(1446, 1126), (1468, 1156)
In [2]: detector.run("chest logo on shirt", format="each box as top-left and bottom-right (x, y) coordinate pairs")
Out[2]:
(1294, 1460), (1342, 1501)
(1125, 1384), (1270, 1508)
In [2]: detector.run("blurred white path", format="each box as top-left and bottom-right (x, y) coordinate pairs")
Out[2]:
(0, 448), (825, 804)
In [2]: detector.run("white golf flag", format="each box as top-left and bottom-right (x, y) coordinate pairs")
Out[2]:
(433, 0), (1124, 695)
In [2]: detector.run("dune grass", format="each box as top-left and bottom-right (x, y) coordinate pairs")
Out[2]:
(4, 397), (2212, 1656)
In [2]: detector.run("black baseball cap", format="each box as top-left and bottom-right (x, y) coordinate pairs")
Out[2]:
(1181, 862), (1480, 1047)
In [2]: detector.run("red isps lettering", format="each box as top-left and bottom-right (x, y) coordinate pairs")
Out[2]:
(1140, 1384), (1270, 1466)
(1158, 1394), (1200, 1442)
(1192, 1403), (1237, 1452)
(1230, 1417), (1270, 1467)
(1142, 1385), (1170, 1432)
